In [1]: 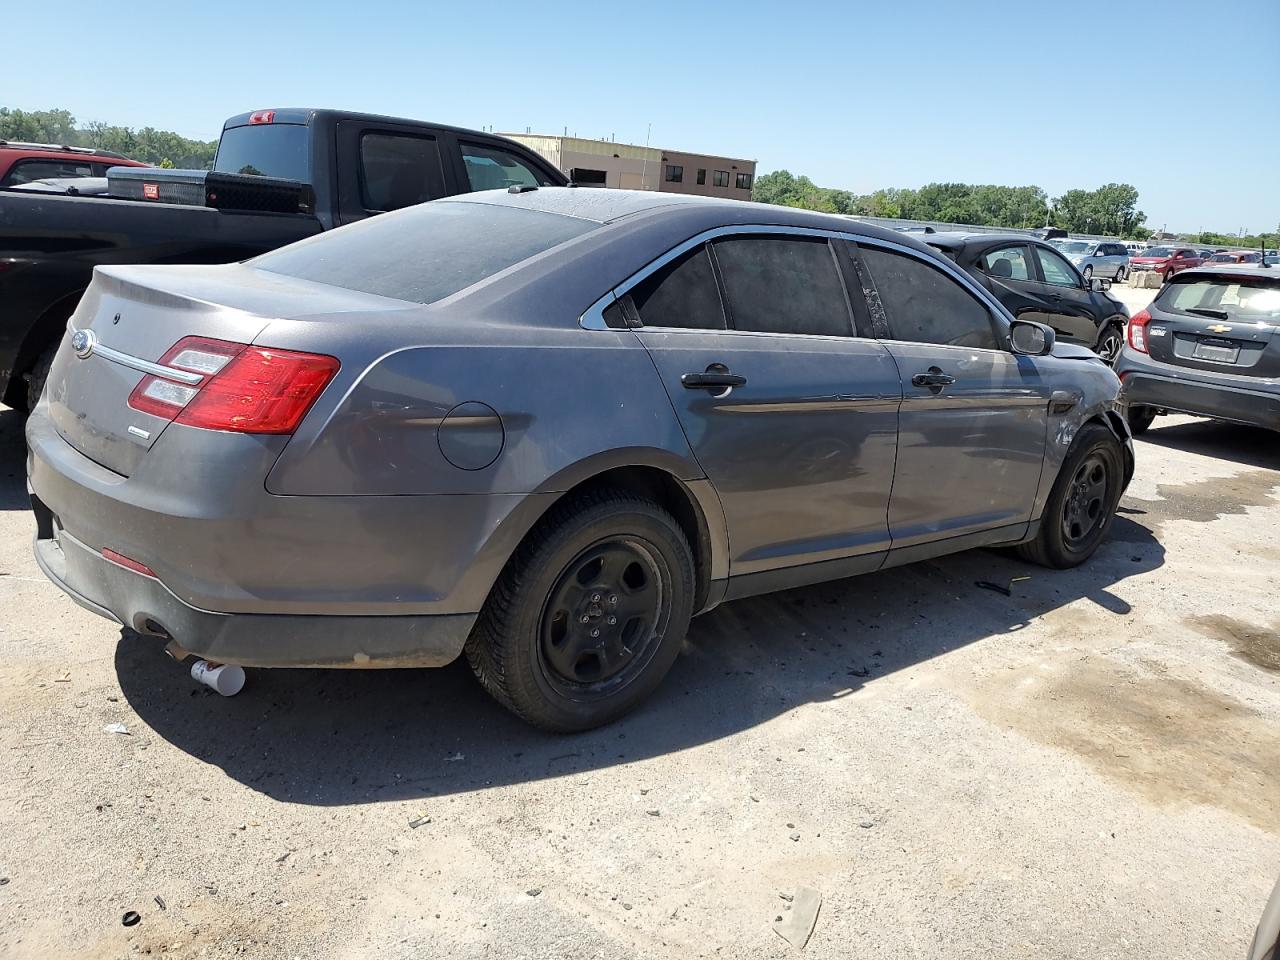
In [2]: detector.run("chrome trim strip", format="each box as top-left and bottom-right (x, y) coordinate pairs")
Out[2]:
(67, 326), (204, 385)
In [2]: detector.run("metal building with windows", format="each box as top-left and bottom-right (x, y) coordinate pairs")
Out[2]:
(502, 133), (756, 200)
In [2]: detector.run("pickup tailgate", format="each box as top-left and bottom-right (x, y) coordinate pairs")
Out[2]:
(1146, 273), (1280, 379)
(44, 263), (385, 477)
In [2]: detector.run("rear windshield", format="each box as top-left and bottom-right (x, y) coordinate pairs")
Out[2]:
(253, 201), (595, 304)
(214, 124), (311, 182)
(1162, 277), (1280, 322)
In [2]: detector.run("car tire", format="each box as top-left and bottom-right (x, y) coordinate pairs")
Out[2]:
(465, 488), (695, 732)
(1127, 405), (1156, 435)
(23, 344), (58, 413)
(1015, 422), (1124, 569)
(1115, 266), (1126, 282)
(1094, 326), (1123, 365)
(1083, 266), (1093, 280)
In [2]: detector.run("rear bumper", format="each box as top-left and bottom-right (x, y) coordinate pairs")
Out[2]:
(1116, 351), (1280, 430)
(30, 516), (475, 667)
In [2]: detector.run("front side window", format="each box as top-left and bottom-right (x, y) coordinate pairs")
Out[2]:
(627, 245), (725, 329)
(696, 168), (706, 185)
(360, 133), (444, 211)
(460, 141), (551, 192)
(858, 246), (998, 349)
(981, 246), (1032, 281)
(713, 170), (729, 187)
(253, 201), (594, 305)
(735, 172), (753, 190)
(664, 164), (683, 183)
(713, 236), (852, 338)
(1036, 247), (1082, 287)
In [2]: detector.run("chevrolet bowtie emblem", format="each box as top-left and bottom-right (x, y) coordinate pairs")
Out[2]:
(1206, 324), (1232, 334)
(71, 329), (96, 358)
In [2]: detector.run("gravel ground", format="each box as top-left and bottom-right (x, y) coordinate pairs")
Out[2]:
(1, 297), (1277, 957)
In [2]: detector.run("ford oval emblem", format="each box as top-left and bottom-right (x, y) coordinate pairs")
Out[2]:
(71, 329), (95, 359)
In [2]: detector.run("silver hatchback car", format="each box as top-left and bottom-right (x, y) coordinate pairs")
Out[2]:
(27, 189), (1134, 731)
(1059, 241), (1131, 282)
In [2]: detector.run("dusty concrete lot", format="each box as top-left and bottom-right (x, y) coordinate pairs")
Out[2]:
(1, 327), (1277, 956)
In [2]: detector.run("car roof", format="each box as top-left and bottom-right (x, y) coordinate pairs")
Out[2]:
(923, 230), (1051, 253)
(1173, 264), (1278, 281)
(440, 186), (936, 251)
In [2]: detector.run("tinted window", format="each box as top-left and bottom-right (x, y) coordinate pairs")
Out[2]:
(628, 245), (725, 330)
(460, 142), (551, 191)
(696, 169), (706, 185)
(3, 159), (95, 185)
(254, 201), (594, 304)
(664, 164), (683, 183)
(981, 246), (1032, 281)
(713, 170), (729, 187)
(360, 134), (444, 211)
(1161, 278), (1280, 322)
(713, 236), (852, 337)
(1036, 247), (1081, 287)
(214, 123), (310, 181)
(858, 246), (997, 349)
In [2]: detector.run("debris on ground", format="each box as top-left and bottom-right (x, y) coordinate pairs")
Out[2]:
(445, 753), (465, 762)
(772, 887), (822, 950)
(153, 896), (166, 911)
(645, 809), (660, 817)
(789, 832), (801, 842)
(526, 888), (541, 897)
(859, 820), (875, 829)
(408, 815), (430, 830)
(102, 723), (130, 735)
(974, 580), (1012, 597)
(121, 910), (140, 927)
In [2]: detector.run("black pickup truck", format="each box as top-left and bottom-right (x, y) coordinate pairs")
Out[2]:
(0, 108), (566, 410)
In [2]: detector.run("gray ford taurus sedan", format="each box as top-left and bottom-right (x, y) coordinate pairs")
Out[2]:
(26, 188), (1133, 731)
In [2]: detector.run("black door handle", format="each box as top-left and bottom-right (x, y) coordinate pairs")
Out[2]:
(682, 372), (746, 390)
(912, 369), (956, 387)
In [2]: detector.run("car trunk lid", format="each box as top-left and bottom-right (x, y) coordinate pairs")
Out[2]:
(44, 263), (396, 477)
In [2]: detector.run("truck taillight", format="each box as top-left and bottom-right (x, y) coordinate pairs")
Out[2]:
(1127, 309), (1152, 354)
(249, 110), (276, 124)
(127, 336), (338, 434)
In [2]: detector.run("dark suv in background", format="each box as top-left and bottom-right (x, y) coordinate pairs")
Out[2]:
(1116, 264), (1280, 433)
(927, 232), (1130, 362)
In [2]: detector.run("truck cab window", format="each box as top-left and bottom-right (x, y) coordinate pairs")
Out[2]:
(360, 134), (445, 212)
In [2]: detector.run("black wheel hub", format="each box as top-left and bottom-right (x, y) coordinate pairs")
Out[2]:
(1062, 454), (1109, 547)
(540, 540), (665, 689)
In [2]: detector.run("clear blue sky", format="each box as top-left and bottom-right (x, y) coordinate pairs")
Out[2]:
(5, 0), (1277, 234)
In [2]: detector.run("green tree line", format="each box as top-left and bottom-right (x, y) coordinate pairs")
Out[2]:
(0, 107), (216, 169)
(752, 170), (1156, 239)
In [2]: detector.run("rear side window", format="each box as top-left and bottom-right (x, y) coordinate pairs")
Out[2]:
(253, 201), (594, 304)
(360, 134), (445, 212)
(981, 246), (1031, 281)
(628, 245), (726, 329)
(858, 246), (998, 349)
(712, 236), (852, 337)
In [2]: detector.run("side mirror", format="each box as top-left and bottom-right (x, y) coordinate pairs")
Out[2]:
(1090, 277), (1112, 292)
(1010, 319), (1056, 356)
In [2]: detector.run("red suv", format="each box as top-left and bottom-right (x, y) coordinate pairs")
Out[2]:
(0, 141), (148, 188)
(1128, 246), (1202, 282)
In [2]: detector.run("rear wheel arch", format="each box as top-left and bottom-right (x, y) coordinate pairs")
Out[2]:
(6, 288), (84, 409)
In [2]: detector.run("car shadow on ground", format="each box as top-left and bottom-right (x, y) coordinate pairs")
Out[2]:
(108, 514), (1164, 806)
(0, 408), (30, 511)
(1137, 418), (1279, 471)
(0, 402), (1170, 807)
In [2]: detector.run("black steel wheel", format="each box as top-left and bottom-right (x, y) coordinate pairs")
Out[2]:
(1015, 422), (1124, 568)
(466, 488), (694, 732)
(1061, 454), (1109, 548)
(538, 538), (669, 695)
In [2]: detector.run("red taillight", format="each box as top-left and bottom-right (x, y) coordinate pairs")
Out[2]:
(127, 336), (338, 435)
(102, 548), (156, 578)
(249, 110), (276, 125)
(1128, 309), (1151, 354)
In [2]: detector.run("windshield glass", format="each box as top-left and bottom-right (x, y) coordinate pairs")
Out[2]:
(1208, 254), (1235, 262)
(253, 200), (596, 304)
(214, 123), (311, 182)
(1059, 242), (1090, 255)
(1143, 246), (1174, 258)
(1163, 277), (1280, 321)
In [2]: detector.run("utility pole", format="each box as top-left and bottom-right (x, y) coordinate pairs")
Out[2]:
(639, 122), (652, 191)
